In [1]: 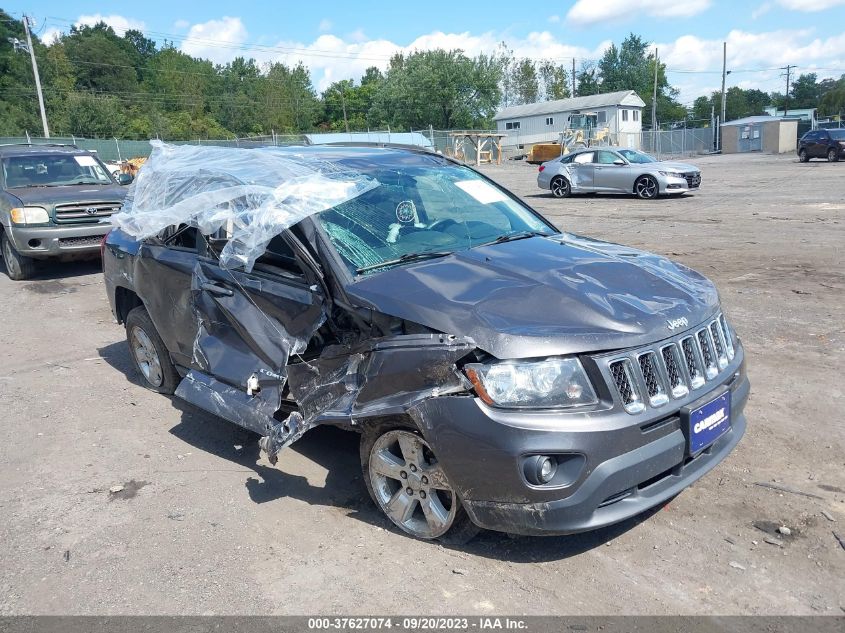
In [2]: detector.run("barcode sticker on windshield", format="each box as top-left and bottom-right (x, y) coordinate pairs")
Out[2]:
(455, 180), (507, 204)
(73, 156), (98, 167)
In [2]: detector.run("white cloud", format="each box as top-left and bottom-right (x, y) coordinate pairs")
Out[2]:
(246, 30), (610, 92)
(567, 0), (712, 26)
(318, 19), (333, 32)
(173, 19), (190, 30)
(75, 13), (145, 33)
(180, 17), (249, 65)
(40, 27), (62, 44)
(751, 3), (773, 18)
(548, 15), (561, 23)
(777, 0), (845, 10)
(658, 28), (845, 103)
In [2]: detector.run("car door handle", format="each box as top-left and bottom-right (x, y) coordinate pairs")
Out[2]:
(201, 282), (233, 297)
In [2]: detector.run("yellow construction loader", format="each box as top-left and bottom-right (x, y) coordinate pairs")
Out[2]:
(526, 112), (612, 164)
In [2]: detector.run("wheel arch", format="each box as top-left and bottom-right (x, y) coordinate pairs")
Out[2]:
(114, 286), (143, 324)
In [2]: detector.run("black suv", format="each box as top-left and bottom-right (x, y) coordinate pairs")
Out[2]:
(798, 128), (845, 162)
(103, 143), (749, 541)
(0, 144), (131, 280)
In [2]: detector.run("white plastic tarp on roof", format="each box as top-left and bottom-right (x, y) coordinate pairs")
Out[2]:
(109, 140), (378, 271)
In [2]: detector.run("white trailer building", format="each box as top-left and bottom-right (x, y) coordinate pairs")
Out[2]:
(493, 90), (646, 152)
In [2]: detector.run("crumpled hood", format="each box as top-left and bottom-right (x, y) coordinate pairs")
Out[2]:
(347, 234), (720, 359)
(9, 184), (126, 208)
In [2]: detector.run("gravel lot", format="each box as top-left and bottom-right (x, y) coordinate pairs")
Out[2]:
(0, 152), (842, 616)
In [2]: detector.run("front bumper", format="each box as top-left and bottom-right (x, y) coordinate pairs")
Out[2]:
(660, 174), (700, 195)
(5, 223), (109, 259)
(414, 348), (748, 536)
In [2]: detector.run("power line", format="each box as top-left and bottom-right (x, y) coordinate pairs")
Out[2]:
(781, 64), (797, 116)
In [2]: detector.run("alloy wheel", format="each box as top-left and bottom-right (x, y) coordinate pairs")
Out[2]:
(551, 177), (569, 198)
(368, 430), (458, 539)
(636, 176), (658, 199)
(828, 148), (838, 162)
(130, 325), (164, 387)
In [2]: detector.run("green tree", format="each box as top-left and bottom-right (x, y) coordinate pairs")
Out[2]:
(372, 49), (503, 130)
(789, 73), (820, 109)
(819, 74), (845, 117)
(576, 61), (600, 96)
(510, 58), (539, 105)
(64, 92), (126, 137)
(62, 23), (140, 94)
(537, 61), (570, 101)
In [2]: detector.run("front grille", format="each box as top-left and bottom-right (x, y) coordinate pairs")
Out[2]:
(603, 312), (736, 414)
(58, 235), (103, 247)
(684, 172), (701, 188)
(54, 202), (121, 224)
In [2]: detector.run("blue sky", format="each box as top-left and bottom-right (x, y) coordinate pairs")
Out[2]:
(6, 0), (845, 103)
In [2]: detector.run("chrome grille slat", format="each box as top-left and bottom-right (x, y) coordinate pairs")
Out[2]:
(54, 202), (122, 224)
(681, 336), (705, 389)
(697, 328), (718, 379)
(710, 320), (728, 369)
(660, 344), (689, 398)
(609, 359), (645, 414)
(719, 314), (735, 360)
(604, 312), (736, 414)
(637, 352), (668, 407)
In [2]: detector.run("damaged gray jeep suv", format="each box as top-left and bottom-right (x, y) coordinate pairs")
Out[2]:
(103, 142), (748, 541)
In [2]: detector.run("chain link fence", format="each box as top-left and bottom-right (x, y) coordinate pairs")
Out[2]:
(1, 127), (720, 165)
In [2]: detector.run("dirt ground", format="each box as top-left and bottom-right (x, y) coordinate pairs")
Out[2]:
(0, 152), (843, 616)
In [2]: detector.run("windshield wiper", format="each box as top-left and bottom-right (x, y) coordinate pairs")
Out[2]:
(477, 230), (551, 248)
(356, 250), (453, 274)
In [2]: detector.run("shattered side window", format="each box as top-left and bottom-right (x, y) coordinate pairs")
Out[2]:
(160, 224), (198, 250)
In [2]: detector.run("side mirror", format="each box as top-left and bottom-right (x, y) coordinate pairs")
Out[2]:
(613, 159), (626, 166)
(118, 173), (134, 185)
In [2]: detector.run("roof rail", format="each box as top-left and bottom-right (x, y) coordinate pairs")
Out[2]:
(315, 141), (437, 154)
(0, 142), (81, 149)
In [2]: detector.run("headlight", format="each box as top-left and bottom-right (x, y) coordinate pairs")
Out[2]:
(658, 170), (684, 178)
(464, 357), (598, 409)
(10, 206), (49, 225)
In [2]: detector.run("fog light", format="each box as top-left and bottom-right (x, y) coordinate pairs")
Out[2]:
(539, 457), (556, 482)
(523, 455), (558, 485)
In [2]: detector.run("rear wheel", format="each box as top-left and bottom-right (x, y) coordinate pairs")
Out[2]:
(1, 231), (36, 281)
(827, 147), (839, 162)
(361, 425), (478, 543)
(635, 175), (659, 200)
(125, 305), (179, 394)
(551, 176), (571, 198)
(798, 148), (809, 162)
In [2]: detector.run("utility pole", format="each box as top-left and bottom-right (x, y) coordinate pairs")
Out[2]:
(339, 84), (350, 133)
(572, 58), (576, 97)
(781, 64), (796, 116)
(22, 15), (49, 138)
(720, 42), (727, 129)
(651, 48), (658, 131)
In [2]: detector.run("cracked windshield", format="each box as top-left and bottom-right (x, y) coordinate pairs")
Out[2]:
(319, 161), (553, 273)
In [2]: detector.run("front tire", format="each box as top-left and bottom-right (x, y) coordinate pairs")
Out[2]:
(798, 148), (809, 162)
(827, 148), (839, 162)
(1, 231), (36, 281)
(125, 305), (179, 394)
(361, 425), (478, 543)
(635, 175), (659, 200)
(550, 176), (571, 198)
